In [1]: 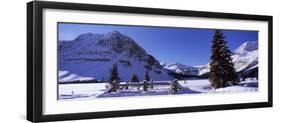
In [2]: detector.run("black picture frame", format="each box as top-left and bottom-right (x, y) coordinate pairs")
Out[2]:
(27, 1), (273, 122)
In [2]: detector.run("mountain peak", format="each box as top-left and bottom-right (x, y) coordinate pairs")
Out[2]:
(107, 30), (122, 36)
(74, 32), (103, 42)
(234, 41), (258, 54)
(160, 62), (167, 67)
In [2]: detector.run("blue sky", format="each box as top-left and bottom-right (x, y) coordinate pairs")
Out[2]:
(58, 23), (258, 66)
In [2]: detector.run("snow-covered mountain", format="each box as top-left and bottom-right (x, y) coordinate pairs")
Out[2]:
(198, 41), (258, 75)
(165, 63), (199, 75)
(234, 41), (258, 54)
(59, 31), (171, 82)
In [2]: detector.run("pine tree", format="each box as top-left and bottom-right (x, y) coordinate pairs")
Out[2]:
(108, 64), (120, 92)
(143, 80), (148, 92)
(108, 80), (118, 92)
(144, 69), (150, 81)
(109, 63), (120, 82)
(150, 80), (154, 89)
(209, 30), (239, 89)
(131, 74), (139, 82)
(170, 79), (180, 94)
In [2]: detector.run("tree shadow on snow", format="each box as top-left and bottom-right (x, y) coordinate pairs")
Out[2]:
(239, 82), (258, 88)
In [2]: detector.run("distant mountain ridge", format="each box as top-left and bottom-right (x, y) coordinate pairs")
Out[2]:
(165, 63), (199, 75)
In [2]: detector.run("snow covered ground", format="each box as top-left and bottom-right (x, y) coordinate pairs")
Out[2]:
(58, 78), (258, 100)
(59, 83), (106, 100)
(179, 79), (258, 93)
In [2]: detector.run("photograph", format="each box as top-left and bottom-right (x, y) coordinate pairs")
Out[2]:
(58, 22), (259, 100)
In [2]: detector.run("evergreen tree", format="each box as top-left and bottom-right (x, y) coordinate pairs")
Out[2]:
(144, 69), (150, 81)
(108, 80), (118, 92)
(130, 74), (139, 82)
(107, 64), (120, 92)
(109, 63), (120, 82)
(143, 80), (148, 92)
(209, 30), (239, 89)
(170, 79), (180, 94)
(150, 80), (154, 89)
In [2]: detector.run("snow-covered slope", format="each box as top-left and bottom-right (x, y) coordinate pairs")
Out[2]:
(234, 41), (258, 54)
(198, 41), (258, 75)
(59, 31), (171, 82)
(59, 71), (95, 83)
(165, 63), (199, 75)
(197, 64), (210, 75)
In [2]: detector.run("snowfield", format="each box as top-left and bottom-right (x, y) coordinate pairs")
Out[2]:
(59, 70), (95, 83)
(59, 83), (106, 100)
(179, 79), (258, 93)
(58, 78), (258, 100)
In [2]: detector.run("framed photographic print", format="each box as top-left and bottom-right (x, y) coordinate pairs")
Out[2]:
(27, 1), (273, 122)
